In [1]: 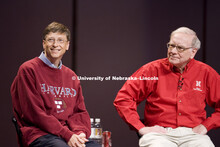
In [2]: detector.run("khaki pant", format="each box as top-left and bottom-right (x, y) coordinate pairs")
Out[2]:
(139, 127), (215, 147)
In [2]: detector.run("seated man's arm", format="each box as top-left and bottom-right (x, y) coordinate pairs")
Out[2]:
(67, 85), (91, 139)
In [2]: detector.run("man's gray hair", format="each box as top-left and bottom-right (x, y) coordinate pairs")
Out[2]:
(171, 27), (201, 50)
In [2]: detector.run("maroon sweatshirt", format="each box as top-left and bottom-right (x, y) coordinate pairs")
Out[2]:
(11, 57), (91, 146)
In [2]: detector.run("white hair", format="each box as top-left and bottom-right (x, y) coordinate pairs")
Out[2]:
(171, 27), (201, 50)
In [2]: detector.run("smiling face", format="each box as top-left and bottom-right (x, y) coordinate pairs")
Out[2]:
(43, 32), (70, 67)
(167, 32), (197, 70)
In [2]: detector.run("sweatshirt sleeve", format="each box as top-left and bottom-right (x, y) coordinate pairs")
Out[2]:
(67, 84), (91, 138)
(11, 67), (74, 142)
(201, 69), (220, 131)
(113, 66), (155, 131)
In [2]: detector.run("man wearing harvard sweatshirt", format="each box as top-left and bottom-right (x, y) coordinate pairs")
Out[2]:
(114, 27), (220, 147)
(11, 22), (99, 147)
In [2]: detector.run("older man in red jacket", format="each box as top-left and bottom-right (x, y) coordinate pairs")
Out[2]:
(114, 27), (219, 147)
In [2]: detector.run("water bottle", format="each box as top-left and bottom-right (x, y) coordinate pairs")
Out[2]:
(94, 118), (102, 145)
(89, 118), (96, 141)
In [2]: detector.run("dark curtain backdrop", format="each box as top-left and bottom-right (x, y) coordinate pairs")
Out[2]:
(0, 1), (73, 146)
(1, 0), (220, 147)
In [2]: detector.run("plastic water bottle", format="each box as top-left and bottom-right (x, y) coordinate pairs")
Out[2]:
(89, 118), (96, 141)
(94, 118), (102, 145)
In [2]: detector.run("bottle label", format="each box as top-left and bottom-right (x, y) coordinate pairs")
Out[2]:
(90, 128), (96, 138)
(102, 131), (112, 147)
(95, 128), (102, 138)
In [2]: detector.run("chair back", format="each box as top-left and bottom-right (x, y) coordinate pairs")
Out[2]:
(12, 116), (24, 147)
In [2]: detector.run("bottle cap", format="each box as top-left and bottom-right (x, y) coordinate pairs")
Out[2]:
(90, 118), (94, 122)
(95, 118), (100, 123)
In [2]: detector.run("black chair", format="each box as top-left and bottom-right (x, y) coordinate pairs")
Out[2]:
(12, 116), (24, 147)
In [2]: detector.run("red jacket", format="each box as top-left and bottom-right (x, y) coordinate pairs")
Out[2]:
(114, 58), (220, 132)
(11, 57), (91, 146)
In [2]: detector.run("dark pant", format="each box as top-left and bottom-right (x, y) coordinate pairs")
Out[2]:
(29, 134), (101, 147)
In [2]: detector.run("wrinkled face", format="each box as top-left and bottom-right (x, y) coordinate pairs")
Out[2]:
(167, 33), (197, 69)
(43, 32), (69, 64)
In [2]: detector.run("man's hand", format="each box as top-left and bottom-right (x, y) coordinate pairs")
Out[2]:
(68, 133), (88, 147)
(138, 125), (167, 136)
(192, 124), (207, 135)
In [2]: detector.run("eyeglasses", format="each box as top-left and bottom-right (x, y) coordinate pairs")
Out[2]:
(45, 38), (68, 45)
(167, 43), (193, 53)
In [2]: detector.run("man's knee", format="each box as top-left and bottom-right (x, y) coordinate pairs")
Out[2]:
(182, 135), (215, 147)
(139, 133), (177, 147)
(29, 134), (69, 147)
(139, 140), (172, 147)
(85, 140), (101, 147)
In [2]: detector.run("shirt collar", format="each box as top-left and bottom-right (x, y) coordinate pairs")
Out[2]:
(38, 51), (62, 69)
(168, 58), (194, 73)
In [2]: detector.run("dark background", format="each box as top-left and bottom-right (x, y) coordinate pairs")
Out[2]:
(1, 0), (220, 146)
